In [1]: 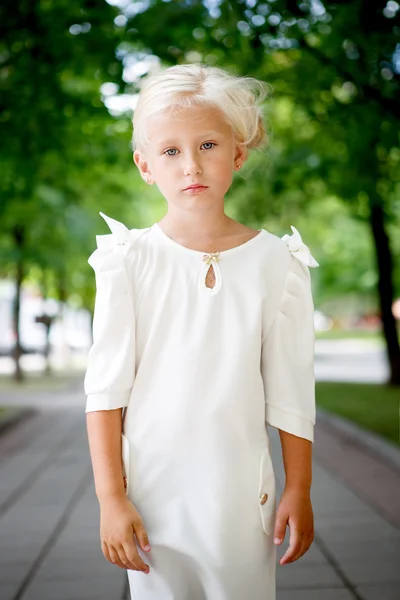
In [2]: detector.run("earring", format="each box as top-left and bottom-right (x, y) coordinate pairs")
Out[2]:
(236, 163), (241, 170)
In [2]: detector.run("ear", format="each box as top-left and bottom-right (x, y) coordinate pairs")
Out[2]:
(133, 150), (153, 184)
(233, 143), (248, 170)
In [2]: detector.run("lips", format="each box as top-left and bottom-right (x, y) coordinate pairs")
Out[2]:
(184, 185), (208, 191)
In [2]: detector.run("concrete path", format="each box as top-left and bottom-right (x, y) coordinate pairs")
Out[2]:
(0, 391), (399, 599)
(314, 339), (388, 384)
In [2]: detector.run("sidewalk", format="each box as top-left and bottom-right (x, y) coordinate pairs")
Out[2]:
(274, 421), (399, 600)
(0, 391), (398, 599)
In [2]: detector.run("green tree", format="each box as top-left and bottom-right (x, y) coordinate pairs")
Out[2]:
(0, 0), (128, 379)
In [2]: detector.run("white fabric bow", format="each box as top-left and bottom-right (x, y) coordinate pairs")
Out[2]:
(281, 225), (319, 268)
(96, 212), (131, 250)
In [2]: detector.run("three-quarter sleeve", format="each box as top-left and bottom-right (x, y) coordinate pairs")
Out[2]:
(261, 226), (319, 442)
(84, 213), (136, 413)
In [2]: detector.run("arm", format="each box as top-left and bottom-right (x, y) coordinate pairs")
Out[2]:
(86, 409), (126, 503)
(261, 228), (319, 564)
(84, 238), (134, 502)
(275, 430), (314, 565)
(279, 430), (312, 492)
(87, 408), (151, 575)
(83, 214), (151, 574)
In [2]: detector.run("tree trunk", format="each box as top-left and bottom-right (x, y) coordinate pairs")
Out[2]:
(369, 201), (400, 385)
(12, 225), (25, 382)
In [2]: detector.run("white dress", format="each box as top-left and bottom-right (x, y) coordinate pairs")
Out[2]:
(84, 212), (319, 600)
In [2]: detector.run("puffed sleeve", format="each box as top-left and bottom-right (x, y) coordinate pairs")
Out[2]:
(261, 225), (319, 442)
(84, 212), (136, 413)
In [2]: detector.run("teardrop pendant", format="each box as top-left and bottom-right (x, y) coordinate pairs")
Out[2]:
(200, 252), (222, 295)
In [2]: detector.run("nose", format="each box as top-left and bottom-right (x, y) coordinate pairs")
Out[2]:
(183, 153), (202, 176)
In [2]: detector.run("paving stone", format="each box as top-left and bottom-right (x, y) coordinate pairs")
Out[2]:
(35, 552), (118, 581)
(316, 521), (399, 544)
(45, 541), (102, 562)
(0, 559), (32, 583)
(355, 583), (400, 600)
(326, 538), (400, 562)
(339, 556), (400, 585)
(0, 540), (46, 563)
(0, 582), (21, 600)
(277, 563), (344, 589)
(21, 576), (126, 600)
(314, 508), (388, 528)
(277, 589), (355, 600)
(314, 419), (400, 526)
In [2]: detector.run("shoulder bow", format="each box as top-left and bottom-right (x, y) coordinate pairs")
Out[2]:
(88, 212), (148, 271)
(94, 211), (150, 252)
(95, 212), (131, 250)
(281, 225), (319, 268)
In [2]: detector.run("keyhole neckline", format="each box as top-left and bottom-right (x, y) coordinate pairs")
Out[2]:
(152, 223), (265, 257)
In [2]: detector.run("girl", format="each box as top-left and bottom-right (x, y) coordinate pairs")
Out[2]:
(84, 63), (319, 600)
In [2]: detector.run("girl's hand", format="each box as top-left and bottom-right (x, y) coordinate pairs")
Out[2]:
(273, 486), (314, 565)
(99, 495), (152, 574)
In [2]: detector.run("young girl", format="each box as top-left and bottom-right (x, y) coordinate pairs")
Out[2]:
(84, 63), (319, 600)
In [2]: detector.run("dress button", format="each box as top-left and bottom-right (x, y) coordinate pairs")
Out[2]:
(259, 493), (268, 505)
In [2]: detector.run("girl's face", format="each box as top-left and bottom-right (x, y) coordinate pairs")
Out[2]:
(133, 104), (246, 211)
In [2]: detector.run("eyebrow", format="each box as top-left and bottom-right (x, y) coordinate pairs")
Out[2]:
(156, 131), (223, 146)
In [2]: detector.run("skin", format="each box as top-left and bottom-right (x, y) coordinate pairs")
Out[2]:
(133, 104), (259, 247)
(87, 409), (152, 574)
(276, 431), (314, 565)
(88, 103), (314, 576)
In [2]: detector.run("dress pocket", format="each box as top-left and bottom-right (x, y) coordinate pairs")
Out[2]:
(121, 432), (130, 496)
(258, 446), (276, 535)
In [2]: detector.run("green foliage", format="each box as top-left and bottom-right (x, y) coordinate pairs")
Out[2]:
(0, 0), (148, 309)
(316, 381), (399, 443)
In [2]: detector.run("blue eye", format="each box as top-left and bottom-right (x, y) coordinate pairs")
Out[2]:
(163, 142), (215, 156)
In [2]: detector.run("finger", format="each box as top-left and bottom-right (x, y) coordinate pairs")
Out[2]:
(125, 528), (151, 573)
(107, 544), (128, 570)
(291, 531), (314, 563)
(124, 540), (150, 573)
(287, 536), (307, 564)
(280, 527), (303, 565)
(118, 543), (149, 574)
(115, 544), (133, 570)
(134, 520), (152, 553)
(101, 540), (111, 563)
(273, 515), (288, 546)
(118, 529), (149, 573)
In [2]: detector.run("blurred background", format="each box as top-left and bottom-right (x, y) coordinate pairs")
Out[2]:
(0, 2), (399, 599)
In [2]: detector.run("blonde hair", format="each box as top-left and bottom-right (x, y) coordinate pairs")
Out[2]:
(132, 63), (271, 154)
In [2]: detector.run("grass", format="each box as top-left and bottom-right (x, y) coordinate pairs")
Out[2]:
(316, 381), (399, 445)
(316, 330), (383, 341)
(315, 323), (400, 343)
